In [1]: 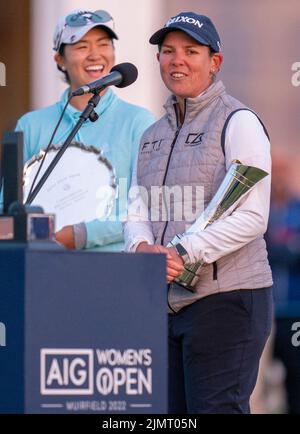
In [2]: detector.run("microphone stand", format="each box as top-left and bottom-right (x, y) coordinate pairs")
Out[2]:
(26, 92), (101, 205)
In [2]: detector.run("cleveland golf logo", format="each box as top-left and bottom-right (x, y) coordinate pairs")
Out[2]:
(0, 322), (6, 347)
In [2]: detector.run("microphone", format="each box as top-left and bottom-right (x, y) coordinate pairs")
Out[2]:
(72, 62), (138, 96)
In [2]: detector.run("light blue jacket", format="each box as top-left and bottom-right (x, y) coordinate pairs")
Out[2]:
(15, 88), (155, 251)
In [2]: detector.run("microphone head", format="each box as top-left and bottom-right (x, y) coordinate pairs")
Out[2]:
(110, 62), (138, 88)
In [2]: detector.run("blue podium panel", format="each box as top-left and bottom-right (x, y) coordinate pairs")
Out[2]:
(0, 245), (167, 414)
(0, 247), (26, 413)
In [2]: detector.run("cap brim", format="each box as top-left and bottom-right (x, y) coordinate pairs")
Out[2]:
(74, 22), (118, 41)
(58, 22), (118, 50)
(98, 25), (118, 40)
(149, 26), (210, 48)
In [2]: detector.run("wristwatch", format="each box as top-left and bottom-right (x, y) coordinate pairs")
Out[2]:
(174, 243), (189, 264)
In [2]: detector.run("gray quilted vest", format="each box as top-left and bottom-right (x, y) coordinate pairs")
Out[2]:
(137, 80), (273, 312)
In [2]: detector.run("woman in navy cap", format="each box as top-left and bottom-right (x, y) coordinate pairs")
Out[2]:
(125, 12), (273, 414)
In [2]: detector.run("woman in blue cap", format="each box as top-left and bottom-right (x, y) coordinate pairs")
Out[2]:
(125, 12), (273, 414)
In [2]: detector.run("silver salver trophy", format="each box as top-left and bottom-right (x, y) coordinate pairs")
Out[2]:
(23, 142), (117, 231)
(168, 159), (268, 291)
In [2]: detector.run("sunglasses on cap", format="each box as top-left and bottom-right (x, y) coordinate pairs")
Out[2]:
(54, 9), (116, 51)
(65, 10), (114, 27)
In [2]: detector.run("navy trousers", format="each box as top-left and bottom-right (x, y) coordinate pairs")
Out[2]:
(168, 287), (273, 414)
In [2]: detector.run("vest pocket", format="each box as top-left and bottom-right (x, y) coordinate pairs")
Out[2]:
(213, 261), (218, 280)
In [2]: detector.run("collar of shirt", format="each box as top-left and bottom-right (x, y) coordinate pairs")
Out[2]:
(59, 87), (117, 124)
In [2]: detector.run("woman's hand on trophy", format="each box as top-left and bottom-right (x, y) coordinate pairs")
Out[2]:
(165, 246), (185, 283)
(55, 225), (75, 249)
(136, 243), (184, 282)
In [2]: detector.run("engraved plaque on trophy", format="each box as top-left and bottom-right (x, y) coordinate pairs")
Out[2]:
(23, 142), (117, 231)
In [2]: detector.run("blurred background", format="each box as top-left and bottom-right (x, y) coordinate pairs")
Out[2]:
(0, 0), (299, 413)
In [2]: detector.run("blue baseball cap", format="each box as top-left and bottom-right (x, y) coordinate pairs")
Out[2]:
(149, 12), (221, 53)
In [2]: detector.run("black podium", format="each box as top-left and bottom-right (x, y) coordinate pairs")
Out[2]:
(0, 244), (167, 414)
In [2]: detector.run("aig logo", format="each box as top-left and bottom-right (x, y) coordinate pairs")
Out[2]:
(40, 349), (94, 395)
(0, 322), (6, 347)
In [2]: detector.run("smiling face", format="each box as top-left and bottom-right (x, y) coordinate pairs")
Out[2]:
(55, 27), (115, 92)
(157, 30), (223, 98)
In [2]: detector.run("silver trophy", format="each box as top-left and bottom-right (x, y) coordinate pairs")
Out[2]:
(168, 159), (269, 290)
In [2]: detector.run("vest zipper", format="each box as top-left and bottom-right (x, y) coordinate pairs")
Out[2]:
(160, 101), (185, 246)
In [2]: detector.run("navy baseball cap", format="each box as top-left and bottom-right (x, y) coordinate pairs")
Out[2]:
(149, 12), (221, 53)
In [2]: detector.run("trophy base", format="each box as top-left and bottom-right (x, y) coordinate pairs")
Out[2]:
(174, 262), (204, 292)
